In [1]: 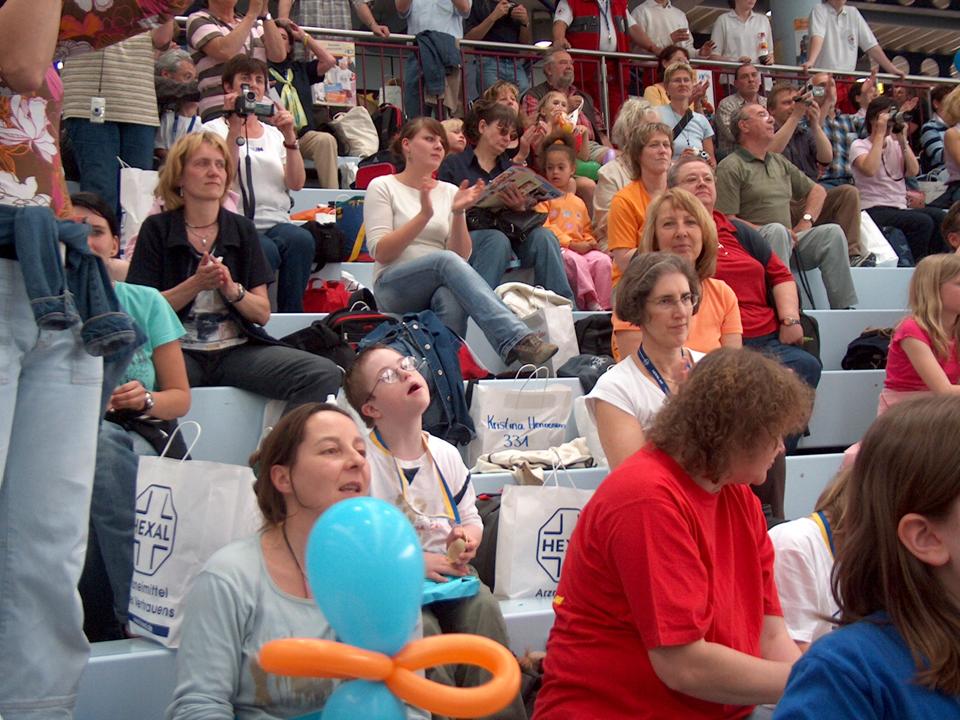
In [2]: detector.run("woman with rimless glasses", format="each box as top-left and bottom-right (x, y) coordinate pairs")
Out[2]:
(586, 252), (704, 469)
(344, 344), (528, 720)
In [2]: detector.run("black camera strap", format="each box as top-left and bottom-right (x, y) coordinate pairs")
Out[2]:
(237, 118), (256, 220)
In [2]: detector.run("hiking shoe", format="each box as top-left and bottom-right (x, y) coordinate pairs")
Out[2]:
(506, 334), (558, 366)
(850, 252), (877, 267)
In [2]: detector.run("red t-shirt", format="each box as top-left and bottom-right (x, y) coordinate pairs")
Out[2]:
(712, 212), (794, 338)
(534, 446), (782, 720)
(884, 316), (960, 391)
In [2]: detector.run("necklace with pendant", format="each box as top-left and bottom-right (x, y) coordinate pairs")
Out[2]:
(281, 523), (311, 598)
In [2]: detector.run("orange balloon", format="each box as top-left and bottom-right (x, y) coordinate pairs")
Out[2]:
(259, 638), (393, 681)
(388, 634), (521, 718)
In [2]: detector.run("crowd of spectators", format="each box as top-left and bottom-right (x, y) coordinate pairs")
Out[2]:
(6, 0), (960, 719)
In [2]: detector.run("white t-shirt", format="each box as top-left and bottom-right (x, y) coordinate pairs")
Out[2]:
(710, 9), (773, 63)
(850, 137), (907, 210)
(768, 516), (838, 644)
(554, 0), (637, 53)
(366, 432), (482, 555)
(204, 117), (292, 231)
(630, 0), (692, 52)
(155, 110), (202, 151)
(364, 174), (459, 282)
(585, 350), (704, 429)
(808, 3), (878, 72)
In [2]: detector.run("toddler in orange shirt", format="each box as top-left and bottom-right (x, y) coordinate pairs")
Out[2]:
(535, 141), (613, 311)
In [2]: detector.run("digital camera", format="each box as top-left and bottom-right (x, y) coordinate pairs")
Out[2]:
(233, 83), (275, 119)
(889, 108), (913, 134)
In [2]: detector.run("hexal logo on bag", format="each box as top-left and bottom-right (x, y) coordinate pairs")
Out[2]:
(134, 484), (177, 576)
(536, 507), (580, 583)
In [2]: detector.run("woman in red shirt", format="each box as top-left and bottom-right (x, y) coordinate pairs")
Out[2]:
(534, 348), (813, 720)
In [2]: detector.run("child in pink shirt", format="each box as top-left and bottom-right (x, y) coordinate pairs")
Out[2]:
(535, 141), (613, 311)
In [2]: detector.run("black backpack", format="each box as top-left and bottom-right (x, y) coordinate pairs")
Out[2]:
(574, 314), (613, 357)
(280, 321), (357, 371)
(841, 327), (894, 370)
(324, 308), (397, 350)
(370, 103), (404, 152)
(300, 221), (348, 272)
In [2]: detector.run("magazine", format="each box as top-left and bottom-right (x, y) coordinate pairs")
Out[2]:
(311, 40), (356, 107)
(474, 166), (564, 209)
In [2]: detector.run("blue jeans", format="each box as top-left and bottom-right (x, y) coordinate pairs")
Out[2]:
(0, 259), (103, 719)
(83, 420), (156, 628)
(479, 56), (530, 95)
(373, 251), (531, 361)
(64, 119), (156, 216)
(403, 51), (426, 119)
(469, 227), (574, 301)
(259, 222), (315, 313)
(744, 333), (822, 453)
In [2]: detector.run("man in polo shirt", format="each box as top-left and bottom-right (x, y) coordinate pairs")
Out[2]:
(714, 62), (765, 159)
(717, 103), (858, 310)
(803, 0), (903, 76)
(767, 84), (872, 267)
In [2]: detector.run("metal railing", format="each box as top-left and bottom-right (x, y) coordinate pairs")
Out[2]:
(175, 18), (960, 126)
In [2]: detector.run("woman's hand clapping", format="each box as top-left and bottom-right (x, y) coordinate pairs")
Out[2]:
(419, 179), (436, 219)
(452, 179), (485, 214)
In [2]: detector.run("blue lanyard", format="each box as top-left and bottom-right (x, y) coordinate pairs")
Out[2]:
(812, 510), (836, 557)
(637, 345), (685, 396)
(371, 428), (461, 524)
(172, 114), (197, 138)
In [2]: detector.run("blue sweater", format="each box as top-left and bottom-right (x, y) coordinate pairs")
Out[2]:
(774, 613), (960, 719)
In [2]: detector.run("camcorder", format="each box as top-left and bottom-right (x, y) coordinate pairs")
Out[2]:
(233, 83), (275, 119)
(889, 108), (913, 134)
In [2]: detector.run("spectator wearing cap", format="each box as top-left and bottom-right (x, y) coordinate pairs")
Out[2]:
(767, 84), (870, 266)
(803, 0), (904, 77)
(714, 62), (765, 160)
(709, 0), (774, 65)
(717, 102), (858, 310)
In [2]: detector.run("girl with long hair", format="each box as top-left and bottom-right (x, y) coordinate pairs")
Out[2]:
(775, 395), (960, 717)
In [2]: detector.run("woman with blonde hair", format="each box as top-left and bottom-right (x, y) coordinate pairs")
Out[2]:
(611, 187), (742, 358)
(607, 121), (674, 286)
(881, 253), (960, 408)
(537, 348), (813, 718)
(127, 132), (342, 405)
(655, 62), (715, 165)
(775, 395), (960, 717)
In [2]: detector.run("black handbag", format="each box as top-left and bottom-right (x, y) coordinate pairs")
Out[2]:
(466, 207), (547, 242)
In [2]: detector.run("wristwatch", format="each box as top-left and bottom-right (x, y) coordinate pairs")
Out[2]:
(801, 213), (814, 224)
(283, 140), (300, 150)
(258, 12), (272, 20)
(142, 391), (155, 413)
(228, 283), (246, 303)
(781, 317), (802, 327)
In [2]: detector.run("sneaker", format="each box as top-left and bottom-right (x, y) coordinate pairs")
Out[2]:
(506, 334), (559, 366)
(849, 252), (877, 267)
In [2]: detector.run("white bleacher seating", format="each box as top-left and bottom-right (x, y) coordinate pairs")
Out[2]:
(798, 370), (884, 450)
(801, 267), (912, 310)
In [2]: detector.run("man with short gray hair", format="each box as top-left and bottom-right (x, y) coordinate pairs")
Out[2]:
(717, 103), (858, 310)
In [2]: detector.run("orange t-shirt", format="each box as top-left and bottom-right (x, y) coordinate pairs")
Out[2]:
(611, 277), (743, 360)
(607, 181), (653, 287)
(535, 192), (597, 248)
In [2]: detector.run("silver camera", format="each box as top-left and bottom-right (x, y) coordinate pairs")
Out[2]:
(90, 96), (106, 124)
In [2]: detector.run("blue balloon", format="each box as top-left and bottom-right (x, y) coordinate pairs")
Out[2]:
(322, 680), (406, 720)
(306, 497), (424, 655)
(955, 50), (960, 74)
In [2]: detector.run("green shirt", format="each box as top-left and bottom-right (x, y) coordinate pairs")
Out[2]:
(715, 147), (814, 228)
(114, 282), (185, 391)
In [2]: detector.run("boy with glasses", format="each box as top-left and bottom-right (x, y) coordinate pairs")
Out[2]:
(343, 344), (528, 720)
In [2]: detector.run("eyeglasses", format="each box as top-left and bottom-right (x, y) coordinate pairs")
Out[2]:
(365, 356), (426, 402)
(648, 293), (698, 311)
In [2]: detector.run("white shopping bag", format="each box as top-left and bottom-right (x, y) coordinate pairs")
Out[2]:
(119, 164), (159, 247)
(466, 371), (573, 466)
(494, 475), (593, 599)
(496, 283), (579, 372)
(860, 211), (899, 268)
(127, 425), (261, 647)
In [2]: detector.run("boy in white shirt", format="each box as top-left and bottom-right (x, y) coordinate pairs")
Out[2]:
(344, 345), (527, 720)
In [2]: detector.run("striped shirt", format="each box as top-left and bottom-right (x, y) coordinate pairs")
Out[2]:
(920, 114), (947, 174)
(187, 11), (266, 122)
(821, 109), (863, 183)
(61, 34), (159, 127)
